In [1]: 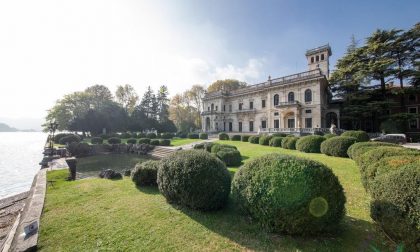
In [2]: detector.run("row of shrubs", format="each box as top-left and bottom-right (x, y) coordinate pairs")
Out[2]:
(193, 142), (242, 166)
(54, 132), (177, 145)
(348, 142), (420, 249)
(218, 130), (370, 158)
(90, 137), (171, 146)
(130, 150), (346, 236)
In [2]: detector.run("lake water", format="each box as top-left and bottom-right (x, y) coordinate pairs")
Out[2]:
(0, 132), (47, 199)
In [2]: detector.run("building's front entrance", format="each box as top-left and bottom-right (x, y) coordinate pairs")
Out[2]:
(287, 118), (295, 128)
(229, 122), (233, 132)
(274, 119), (279, 128)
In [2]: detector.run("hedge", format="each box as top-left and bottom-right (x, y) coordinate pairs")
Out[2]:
(271, 133), (287, 137)
(127, 138), (137, 144)
(269, 137), (284, 147)
(259, 135), (272, 146)
(231, 135), (241, 141)
(232, 154), (346, 235)
(54, 133), (72, 143)
(67, 142), (91, 157)
(248, 136), (260, 144)
(194, 142), (215, 152)
(370, 165), (420, 250)
(241, 135), (250, 142)
(324, 133), (337, 139)
(107, 137), (122, 144)
(121, 132), (131, 139)
(161, 132), (174, 139)
(131, 160), (160, 186)
(210, 143), (237, 154)
(159, 139), (171, 146)
(216, 149), (242, 166)
(91, 137), (103, 144)
(320, 136), (357, 157)
(281, 137), (299, 150)
(150, 139), (160, 145)
(341, 130), (369, 142)
(59, 134), (81, 144)
(296, 135), (326, 153)
(177, 131), (187, 138)
(157, 150), (231, 211)
(188, 133), (199, 139)
(146, 133), (157, 139)
(219, 133), (229, 140)
(347, 141), (399, 161)
(138, 138), (151, 144)
(199, 133), (208, 140)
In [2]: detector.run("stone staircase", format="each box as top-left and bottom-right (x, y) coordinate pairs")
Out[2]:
(149, 146), (177, 159)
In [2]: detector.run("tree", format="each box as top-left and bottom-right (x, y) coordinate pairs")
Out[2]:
(156, 85), (169, 122)
(115, 84), (139, 114)
(85, 85), (113, 108)
(207, 79), (247, 93)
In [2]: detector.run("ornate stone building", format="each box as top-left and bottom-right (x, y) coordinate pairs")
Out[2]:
(201, 44), (340, 134)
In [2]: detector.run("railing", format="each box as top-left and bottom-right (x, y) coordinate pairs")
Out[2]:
(201, 111), (223, 116)
(203, 69), (323, 99)
(274, 101), (300, 107)
(236, 108), (257, 113)
(259, 128), (341, 134)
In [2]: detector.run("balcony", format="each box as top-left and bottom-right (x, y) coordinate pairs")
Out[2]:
(274, 101), (300, 108)
(236, 108), (257, 113)
(201, 110), (223, 116)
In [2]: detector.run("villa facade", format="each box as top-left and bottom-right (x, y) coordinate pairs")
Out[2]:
(201, 44), (340, 134)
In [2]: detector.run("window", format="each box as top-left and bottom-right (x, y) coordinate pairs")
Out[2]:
(249, 101), (253, 109)
(274, 94), (279, 106)
(249, 121), (254, 132)
(274, 119), (279, 128)
(408, 107), (418, 129)
(215, 122), (218, 130)
(261, 120), (267, 129)
(274, 112), (279, 116)
(211, 103), (214, 111)
(321, 54), (324, 60)
(208, 107), (210, 111)
(316, 55), (319, 62)
(239, 103), (243, 110)
(288, 92), (295, 102)
(304, 89), (312, 103)
(305, 109), (312, 114)
(311, 57), (314, 63)
(229, 104), (232, 112)
(409, 107), (417, 114)
(239, 122), (242, 132)
(215, 106), (218, 111)
(287, 119), (295, 128)
(223, 105), (226, 111)
(262, 99), (266, 108)
(305, 118), (312, 128)
(229, 122), (233, 132)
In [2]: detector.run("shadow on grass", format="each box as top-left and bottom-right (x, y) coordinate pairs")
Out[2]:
(135, 185), (160, 195)
(175, 199), (391, 251)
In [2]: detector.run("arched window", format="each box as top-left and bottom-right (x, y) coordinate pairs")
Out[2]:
(304, 89), (312, 103)
(274, 94), (279, 106)
(211, 103), (214, 111)
(288, 92), (295, 102)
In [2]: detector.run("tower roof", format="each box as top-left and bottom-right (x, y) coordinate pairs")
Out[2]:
(305, 44), (332, 56)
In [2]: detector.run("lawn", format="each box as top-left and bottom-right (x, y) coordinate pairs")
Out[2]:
(170, 137), (204, 146)
(39, 141), (393, 251)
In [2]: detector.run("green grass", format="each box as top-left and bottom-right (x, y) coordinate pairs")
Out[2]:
(39, 141), (394, 251)
(170, 137), (204, 146)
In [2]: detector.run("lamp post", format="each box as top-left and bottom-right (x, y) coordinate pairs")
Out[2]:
(48, 121), (59, 149)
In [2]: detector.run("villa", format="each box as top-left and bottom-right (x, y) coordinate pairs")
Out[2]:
(201, 44), (341, 134)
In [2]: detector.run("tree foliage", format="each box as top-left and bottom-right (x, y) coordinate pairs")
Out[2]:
(207, 79), (247, 93)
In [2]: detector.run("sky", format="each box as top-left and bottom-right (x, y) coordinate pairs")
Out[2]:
(0, 0), (419, 130)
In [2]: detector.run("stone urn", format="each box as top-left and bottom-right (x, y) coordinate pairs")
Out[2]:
(65, 157), (77, 180)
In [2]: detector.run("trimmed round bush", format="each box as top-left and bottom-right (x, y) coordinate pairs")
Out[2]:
(161, 132), (174, 139)
(281, 137), (299, 150)
(121, 132), (131, 139)
(271, 133), (287, 137)
(296, 135), (326, 153)
(364, 155), (420, 191)
(216, 149), (242, 166)
(146, 133), (157, 139)
(320, 136), (357, 157)
(137, 133), (146, 138)
(347, 141), (399, 161)
(218, 133), (229, 140)
(188, 133), (199, 139)
(269, 137), (284, 147)
(193, 142), (215, 152)
(341, 130), (369, 142)
(210, 143), (237, 154)
(67, 142), (91, 157)
(313, 130), (324, 136)
(157, 150), (231, 211)
(107, 137), (122, 144)
(193, 143), (205, 150)
(54, 133), (71, 143)
(59, 134), (81, 144)
(248, 136), (260, 144)
(241, 135), (250, 142)
(324, 133), (337, 139)
(99, 134), (109, 139)
(232, 154), (346, 235)
(370, 166), (420, 250)
(150, 139), (160, 145)
(138, 138), (151, 144)
(131, 133), (138, 138)
(177, 131), (187, 138)
(127, 138), (137, 144)
(131, 160), (160, 186)
(231, 135), (241, 141)
(91, 137), (103, 144)
(259, 135), (272, 146)
(159, 139), (171, 146)
(199, 133), (208, 140)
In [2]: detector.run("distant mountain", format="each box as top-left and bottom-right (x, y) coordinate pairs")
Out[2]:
(0, 122), (37, 132)
(0, 122), (18, 132)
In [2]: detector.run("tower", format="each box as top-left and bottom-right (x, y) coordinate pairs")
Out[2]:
(305, 44), (332, 77)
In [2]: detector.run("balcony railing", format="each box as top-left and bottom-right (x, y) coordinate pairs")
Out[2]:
(274, 101), (300, 107)
(236, 108), (257, 113)
(201, 111), (223, 116)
